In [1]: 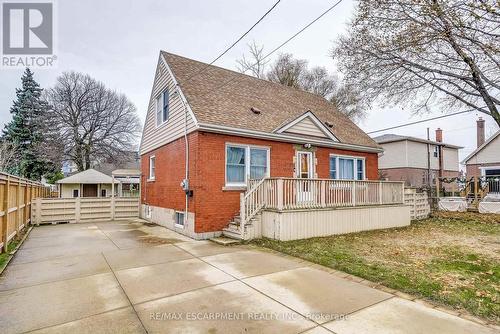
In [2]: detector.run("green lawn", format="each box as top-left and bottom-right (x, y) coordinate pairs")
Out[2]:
(252, 211), (500, 323)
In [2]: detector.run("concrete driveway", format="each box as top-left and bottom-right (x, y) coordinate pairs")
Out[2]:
(0, 219), (495, 334)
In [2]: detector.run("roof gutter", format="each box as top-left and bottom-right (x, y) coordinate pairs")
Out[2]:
(197, 122), (384, 153)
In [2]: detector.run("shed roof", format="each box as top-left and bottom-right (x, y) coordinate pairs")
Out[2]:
(57, 169), (118, 184)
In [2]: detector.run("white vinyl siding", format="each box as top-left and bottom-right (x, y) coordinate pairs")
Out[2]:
(329, 155), (365, 180)
(140, 57), (196, 155)
(467, 134), (500, 165)
(284, 116), (328, 138)
(225, 144), (270, 186)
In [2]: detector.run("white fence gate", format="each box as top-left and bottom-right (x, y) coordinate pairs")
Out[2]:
(31, 197), (140, 224)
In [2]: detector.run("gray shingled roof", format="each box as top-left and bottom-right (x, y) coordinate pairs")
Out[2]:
(373, 133), (463, 149)
(163, 52), (380, 149)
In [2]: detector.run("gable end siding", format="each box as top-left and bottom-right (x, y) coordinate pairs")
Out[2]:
(140, 57), (197, 155)
(283, 117), (328, 138)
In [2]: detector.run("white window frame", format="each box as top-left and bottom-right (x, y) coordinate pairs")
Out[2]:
(174, 211), (185, 228)
(225, 143), (270, 187)
(480, 166), (500, 177)
(149, 155), (156, 181)
(155, 89), (169, 126)
(329, 154), (366, 180)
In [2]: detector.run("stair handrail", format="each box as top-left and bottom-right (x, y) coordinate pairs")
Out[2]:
(240, 177), (268, 235)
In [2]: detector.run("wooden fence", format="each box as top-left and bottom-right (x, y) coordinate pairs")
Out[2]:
(404, 188), (430, 220)
(0, 172), (50, 253)
(31, 197), (140, 224)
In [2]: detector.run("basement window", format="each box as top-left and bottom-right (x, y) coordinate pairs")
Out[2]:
(175, 211), (185, 227)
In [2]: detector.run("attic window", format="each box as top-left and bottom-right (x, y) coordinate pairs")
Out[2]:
(250, 107), (261, 114)
(324, 121), (333, 128)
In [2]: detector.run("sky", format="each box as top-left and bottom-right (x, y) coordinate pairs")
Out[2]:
(1, 0), (498, 167)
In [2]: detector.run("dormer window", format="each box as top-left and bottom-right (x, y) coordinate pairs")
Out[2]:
(156, 89), (169, 126)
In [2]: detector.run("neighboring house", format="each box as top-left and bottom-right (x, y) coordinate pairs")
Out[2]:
(374, 129), (462, 189)
(57, 169), (119, 198)
(462, 118), (500, 192)
(140, 52), (388, 240)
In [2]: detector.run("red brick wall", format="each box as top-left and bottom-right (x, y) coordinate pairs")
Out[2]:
(141, 132), (199, 214)
(142, 130), (379, 234)
(466, 163), (500, 178)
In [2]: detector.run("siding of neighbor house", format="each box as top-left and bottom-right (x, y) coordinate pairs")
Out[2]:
(141, 131), (379, 236)
(378, 140), (459, 188)
(60, 183), (113, 198)
(379, 140), (458, 171)
(139, 56), (196, 155)
(466, 134), (500, 165)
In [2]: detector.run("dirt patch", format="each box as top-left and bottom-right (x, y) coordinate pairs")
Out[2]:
(138, 236), (183, 245)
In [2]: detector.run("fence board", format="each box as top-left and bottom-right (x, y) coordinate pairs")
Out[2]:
(0, 172), (48, 252)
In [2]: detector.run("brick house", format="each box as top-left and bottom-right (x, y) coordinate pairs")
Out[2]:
(463, 118), (500, 192)
(139, 52), (408, 240)
(374, 130), (462, 189)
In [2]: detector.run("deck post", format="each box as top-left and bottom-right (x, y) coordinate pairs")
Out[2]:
(351, 181), (356, 206)
(239, 192), (245, 236)
(320, 180), (326, 207)
(277, 178), (284, 211)
(379, 182), (383, 205)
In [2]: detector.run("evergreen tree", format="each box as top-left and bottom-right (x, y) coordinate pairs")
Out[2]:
(2, 68), (56, 180)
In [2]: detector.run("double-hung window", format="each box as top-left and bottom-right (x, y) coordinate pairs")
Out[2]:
(226, 144), (269, 186)
(329, 155), (365, 180)
(156, 89), (169, 126)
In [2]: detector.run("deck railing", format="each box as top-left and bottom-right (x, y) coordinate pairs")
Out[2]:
(239, 178), (405, 234)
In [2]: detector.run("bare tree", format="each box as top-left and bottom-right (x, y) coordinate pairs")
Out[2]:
(302, 66), (337, 98)
(333, 0), (500, 126)
(0, 140), (17, 173)
(330, 84), (369, 123)
(45, 72), (141, 172)
(236, 41), (270, 78)
(266, 53), (308, 88)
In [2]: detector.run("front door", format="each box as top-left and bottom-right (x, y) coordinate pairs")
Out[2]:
(296, 151), (313, 202)
(82, 184), (98, 197)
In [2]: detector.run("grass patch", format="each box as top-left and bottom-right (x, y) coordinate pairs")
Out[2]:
(252, 211), (500, 323)
(0, 239), (20, 269)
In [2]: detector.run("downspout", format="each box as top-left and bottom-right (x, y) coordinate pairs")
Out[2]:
(174, 84), (190, 226)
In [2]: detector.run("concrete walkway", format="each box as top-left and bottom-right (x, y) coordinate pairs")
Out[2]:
(0, 219), (495, 334)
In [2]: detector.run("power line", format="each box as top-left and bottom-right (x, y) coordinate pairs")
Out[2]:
(183, 0), (282, 83)
(200, 0), (344, 98)
(366, 108), (478, 134)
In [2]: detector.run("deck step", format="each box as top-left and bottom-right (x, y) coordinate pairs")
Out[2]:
(221, 228), (244, 240)
(210, 236), (241, 245)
